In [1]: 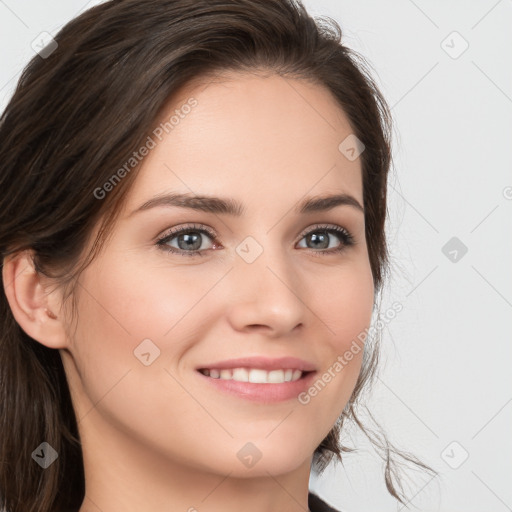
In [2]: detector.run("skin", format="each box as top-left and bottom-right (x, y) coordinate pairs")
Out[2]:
(3, 71), (374, 512)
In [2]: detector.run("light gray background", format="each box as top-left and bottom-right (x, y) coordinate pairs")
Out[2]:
(1, 1), (510, 511)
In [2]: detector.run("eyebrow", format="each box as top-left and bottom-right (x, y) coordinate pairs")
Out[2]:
(128, 191), (364, 218)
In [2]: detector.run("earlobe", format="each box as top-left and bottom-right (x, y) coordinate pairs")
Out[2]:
(2, 250), (68, 349)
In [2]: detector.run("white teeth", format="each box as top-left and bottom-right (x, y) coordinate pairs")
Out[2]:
(201, 367), (304, 384)
(220, 369), (231, 380)
(232, 368), (249, 382)
(248, 369), (268, 383)
(267, 370), (285, 383)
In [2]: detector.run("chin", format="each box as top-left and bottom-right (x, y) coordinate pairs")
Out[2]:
(216, 438), (314, 478)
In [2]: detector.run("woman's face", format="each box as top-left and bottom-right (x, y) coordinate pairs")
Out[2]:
(61, 71), (374, 480)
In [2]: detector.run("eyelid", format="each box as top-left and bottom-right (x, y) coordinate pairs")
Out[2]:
(156, 223), (217, 245)
(294, 223), (351, 244)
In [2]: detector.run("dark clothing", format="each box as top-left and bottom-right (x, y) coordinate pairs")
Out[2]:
(308, 491), (340, 512)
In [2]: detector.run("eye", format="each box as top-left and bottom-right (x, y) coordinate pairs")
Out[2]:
(296, 224), (355, 255)
(156, 224), (217, 257)
(155, 223), (355, 257)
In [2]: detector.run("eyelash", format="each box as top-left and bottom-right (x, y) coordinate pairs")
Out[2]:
(155, 223), (355, 258)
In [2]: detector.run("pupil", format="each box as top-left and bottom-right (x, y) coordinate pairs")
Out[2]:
(309, 232), (328, 249)
(179, 232), (201, 250)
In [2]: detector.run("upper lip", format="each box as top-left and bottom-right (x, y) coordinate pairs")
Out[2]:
(196, 356), (317, 372)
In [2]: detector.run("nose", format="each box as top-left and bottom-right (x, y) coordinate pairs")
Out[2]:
(224, 243), (308, 337)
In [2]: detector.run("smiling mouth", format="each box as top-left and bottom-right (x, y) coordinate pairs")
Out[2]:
(197, 367), (313, 384)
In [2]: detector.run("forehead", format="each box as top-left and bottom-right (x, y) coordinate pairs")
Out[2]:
(122, 71), (363, 212)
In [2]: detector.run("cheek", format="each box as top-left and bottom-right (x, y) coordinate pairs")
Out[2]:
(66, 256), (220, 409)
(292, 259), (374, 424)
(65, 262), (174, 396)
(66, 262), (210, 457)
(318, 259), (375, 352)
(75, 256), (202, 344)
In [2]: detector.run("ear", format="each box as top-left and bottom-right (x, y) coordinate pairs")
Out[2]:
(2, 249), (69, 349)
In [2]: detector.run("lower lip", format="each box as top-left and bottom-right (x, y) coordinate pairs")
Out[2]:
(195, 370), (317, 403)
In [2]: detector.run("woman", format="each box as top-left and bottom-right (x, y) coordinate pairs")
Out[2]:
(0, 1), (436, 511)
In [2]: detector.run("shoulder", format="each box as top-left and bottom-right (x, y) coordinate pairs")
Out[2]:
(308, 491), (341, 512)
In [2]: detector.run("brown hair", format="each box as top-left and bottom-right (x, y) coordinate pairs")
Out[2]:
(0, 0), (437, 510)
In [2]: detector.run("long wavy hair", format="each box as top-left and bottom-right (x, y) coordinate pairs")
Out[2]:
(0, 1), (437, 510)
